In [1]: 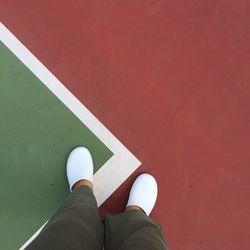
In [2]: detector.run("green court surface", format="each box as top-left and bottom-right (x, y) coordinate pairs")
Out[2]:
(0, 41), (113, 249)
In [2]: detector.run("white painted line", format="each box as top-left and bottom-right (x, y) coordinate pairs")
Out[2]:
(0, 22), (141, 249)
(19, 222), (47, 250)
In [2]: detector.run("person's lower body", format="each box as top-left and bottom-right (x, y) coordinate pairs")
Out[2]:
(25, 147), (168, 250)
(26, 187), (167, 250)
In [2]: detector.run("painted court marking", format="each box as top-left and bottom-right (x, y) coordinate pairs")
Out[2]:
(0, 22), (141, 248)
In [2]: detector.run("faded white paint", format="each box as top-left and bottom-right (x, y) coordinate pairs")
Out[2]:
(0, 22), (141, 249)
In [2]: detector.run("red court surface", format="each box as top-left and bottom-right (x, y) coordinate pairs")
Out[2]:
(1, 1), (250, 249)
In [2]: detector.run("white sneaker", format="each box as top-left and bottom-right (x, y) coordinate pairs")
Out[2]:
(66, 147), (94, 192)
(126, 173), (158, 216)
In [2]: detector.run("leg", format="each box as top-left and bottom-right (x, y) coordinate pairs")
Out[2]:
(26, 186), (103, 250)
(104, 173), (168, 250)
(26, 147), (103, 250)
(104, 210), (168, 250)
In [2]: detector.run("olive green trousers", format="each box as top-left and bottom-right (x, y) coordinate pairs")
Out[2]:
(25, 186), (168, 250)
